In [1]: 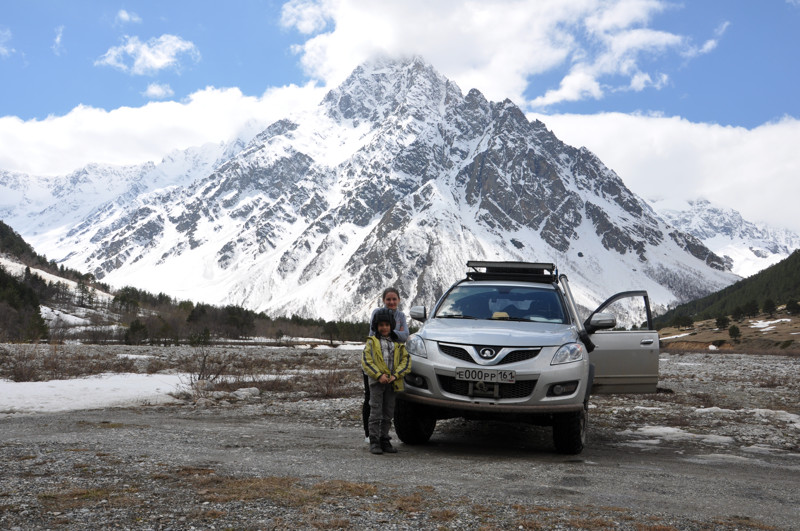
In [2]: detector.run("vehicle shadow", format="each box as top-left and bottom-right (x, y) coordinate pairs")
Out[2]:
(399, 418), (572, 460)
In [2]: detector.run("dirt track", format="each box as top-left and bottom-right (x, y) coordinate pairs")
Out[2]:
(1, 349), (799, 529)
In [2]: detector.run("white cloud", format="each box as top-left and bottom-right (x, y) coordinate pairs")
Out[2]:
(684, 21), (729, 58)
(0, 84), (324, 177)
(52, 26), (65, 56)
(0, 28), (15, 57)
(281, 0), (333, 34)
(627, 71), (668, 91)
(142, 82), (174, 99)
(116, 9), (142, 25)
(278, 0), (705, 110)
(95, 34), (200, 75)
(529, 112), (800, 234)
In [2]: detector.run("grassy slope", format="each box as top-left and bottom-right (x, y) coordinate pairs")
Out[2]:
(658, 309), (799, 353)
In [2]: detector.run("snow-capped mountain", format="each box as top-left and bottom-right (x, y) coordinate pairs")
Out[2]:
(654, 199), (800, 278)
(1, 57), (739, 320)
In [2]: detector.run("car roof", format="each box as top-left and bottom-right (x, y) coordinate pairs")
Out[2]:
(455, 280), (558, 291)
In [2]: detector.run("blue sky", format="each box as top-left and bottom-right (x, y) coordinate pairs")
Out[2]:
(1, 0), (800, 232)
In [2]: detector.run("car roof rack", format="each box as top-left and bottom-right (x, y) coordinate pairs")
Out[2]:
(465, 261), (558, 283)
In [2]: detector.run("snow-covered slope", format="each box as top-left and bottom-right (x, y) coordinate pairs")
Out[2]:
(2, 57), (739, 320)
(654, 199), (800, 278)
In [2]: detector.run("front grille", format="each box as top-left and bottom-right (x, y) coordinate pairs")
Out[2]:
(438, 376), (536, 399)
(438, 344), (473, 363)
(497, 349), (541, 365)
(438, 343), (541, 366)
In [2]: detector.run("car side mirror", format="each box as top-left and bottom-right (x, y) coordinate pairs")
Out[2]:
(586, 312), (616, 333)
(410, 305), (427, 322)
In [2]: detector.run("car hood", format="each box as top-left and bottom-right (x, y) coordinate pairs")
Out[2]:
(418, 318), (578, 346)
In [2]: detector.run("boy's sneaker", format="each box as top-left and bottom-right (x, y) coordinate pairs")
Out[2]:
(364, 435), (370, 444)
(369, 439), (383, 455)
(380, 437), (397, 454)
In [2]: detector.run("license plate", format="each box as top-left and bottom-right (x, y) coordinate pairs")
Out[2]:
(455, 367), (516, 383)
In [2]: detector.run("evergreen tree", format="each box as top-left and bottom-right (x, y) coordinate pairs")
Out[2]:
(0, 266), (48, 341)
(743, 300), (759, 318)
(672, 314), (693, 329)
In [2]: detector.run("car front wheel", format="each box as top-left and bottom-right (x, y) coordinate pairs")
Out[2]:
(394, 398), (436, 444)
(552, 406), (587, 455)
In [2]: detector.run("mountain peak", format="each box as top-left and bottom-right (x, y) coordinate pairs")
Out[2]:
(322, 56), (459, 126)
(654, 198), (800, 277)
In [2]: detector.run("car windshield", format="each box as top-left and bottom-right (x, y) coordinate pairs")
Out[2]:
(434, 284), (568, 324)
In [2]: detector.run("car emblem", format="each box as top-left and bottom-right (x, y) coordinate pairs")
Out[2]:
(479, 348), (496, 359)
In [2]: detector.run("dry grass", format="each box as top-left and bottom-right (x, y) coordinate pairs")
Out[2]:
(0, 344), (363, 403)
(38, 486), (140, 511)
(0, 343), (135, 382)
(659, 312), (800, 354)
(171, 468), (379, 510)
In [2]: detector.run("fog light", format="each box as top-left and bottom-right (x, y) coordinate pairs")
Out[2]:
(548, 381), (579, 396)
(404, 374), (427, 389)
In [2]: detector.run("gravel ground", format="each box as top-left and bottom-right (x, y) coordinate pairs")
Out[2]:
(1, 347), (799, 530)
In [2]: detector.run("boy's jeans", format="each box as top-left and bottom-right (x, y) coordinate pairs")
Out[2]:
(368, 380), (396, 439)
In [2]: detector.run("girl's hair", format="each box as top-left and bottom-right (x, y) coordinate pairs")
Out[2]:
(381, 287), (400, 303)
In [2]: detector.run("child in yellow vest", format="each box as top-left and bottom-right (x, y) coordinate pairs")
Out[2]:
(361, 308), (411, 454)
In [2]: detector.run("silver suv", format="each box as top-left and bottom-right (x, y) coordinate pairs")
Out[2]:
(395, 261), (659, 454)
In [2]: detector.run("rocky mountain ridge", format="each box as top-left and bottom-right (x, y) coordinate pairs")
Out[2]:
(656, 199), (800, 277)
(1, 57), (739, 320)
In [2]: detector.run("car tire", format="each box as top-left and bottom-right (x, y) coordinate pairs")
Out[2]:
(552, 405), (587, 455)
(394, 398), (436, 444)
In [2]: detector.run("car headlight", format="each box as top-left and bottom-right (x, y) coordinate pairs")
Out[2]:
(551, 342), (585, 365)
(406, 334), (428, 358)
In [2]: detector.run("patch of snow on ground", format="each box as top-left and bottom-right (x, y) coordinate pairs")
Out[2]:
(750, 408), (800, 428)
(694, 407), (736, 414)
(0, 373), (185, 416)
(660, 332), (693, 340)
(620, 426), (735, 446)
(749, 319), (791, 329)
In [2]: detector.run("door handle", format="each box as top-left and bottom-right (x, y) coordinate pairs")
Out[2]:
(640, 339), (654, 345)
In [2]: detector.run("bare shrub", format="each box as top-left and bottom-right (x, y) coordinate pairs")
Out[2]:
(42, 344), (68, 380)
(758, 375), (784, 388)
(145, 357), (170, 374)
(1, 344), (142, 382)
(307, 368), (360, 399)
(9, 346), (40, 382)
(181, 346), (234, 386)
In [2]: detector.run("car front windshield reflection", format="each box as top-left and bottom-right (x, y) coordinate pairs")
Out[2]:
(435, 285), (567, 323)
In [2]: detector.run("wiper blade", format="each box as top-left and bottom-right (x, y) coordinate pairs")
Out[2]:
(437, 314), (477, 319)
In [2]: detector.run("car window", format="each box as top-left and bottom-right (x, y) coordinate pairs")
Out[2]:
(594, 295), (652, 330)
(435, 285), (567, 323)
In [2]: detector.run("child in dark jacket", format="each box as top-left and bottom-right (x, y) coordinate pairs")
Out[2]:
(361, 308), (411, 455)
(362, 288), (409, 442)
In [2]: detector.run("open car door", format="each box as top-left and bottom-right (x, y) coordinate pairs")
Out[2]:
(586, 291), (659, 394)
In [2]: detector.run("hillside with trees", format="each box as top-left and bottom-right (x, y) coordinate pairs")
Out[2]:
(1, 220), (375, 345)
(654, 249), (800, 328)
(0, 266), (49, 341)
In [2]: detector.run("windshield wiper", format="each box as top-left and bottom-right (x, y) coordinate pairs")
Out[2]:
(437, 314), (477, 319)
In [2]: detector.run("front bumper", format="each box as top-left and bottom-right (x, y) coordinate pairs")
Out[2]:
(399, 392), (585, 414)
(402, 343), (589, 415)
